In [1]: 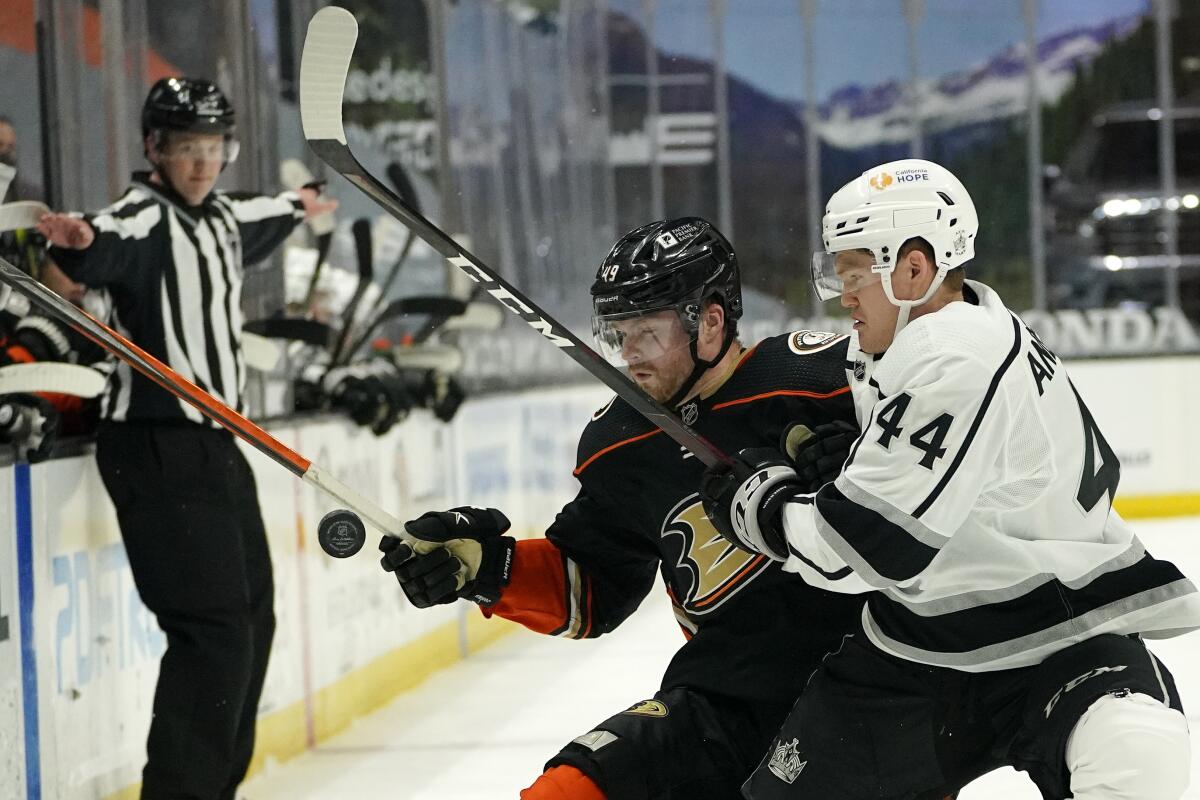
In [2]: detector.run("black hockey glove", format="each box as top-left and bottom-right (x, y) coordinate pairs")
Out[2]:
(0, 393), (59, 463)
(329, 370), (412, 435)
(292, 377), (325, 413)
(699, 449), (804, 561)
(783, 419), (859, 493)
(379, 506), (515, 608)
(411, 371), (465, 423)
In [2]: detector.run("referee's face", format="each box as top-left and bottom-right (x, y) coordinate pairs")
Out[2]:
(154, 132), (224, 206)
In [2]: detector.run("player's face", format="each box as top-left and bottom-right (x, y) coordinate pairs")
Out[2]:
(836, 250), (898, 354)
(612, 309), (695, 403)
(152, 132), (224, 206)
(0, 122), (16, 167)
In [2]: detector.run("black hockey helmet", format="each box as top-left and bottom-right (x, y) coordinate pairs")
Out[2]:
(141, 77), (236, 138)
(591, 217), (743, 408)
(591, 216), (742, 325)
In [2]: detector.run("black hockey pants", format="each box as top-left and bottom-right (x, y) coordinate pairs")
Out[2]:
(96, 421), (276, 800)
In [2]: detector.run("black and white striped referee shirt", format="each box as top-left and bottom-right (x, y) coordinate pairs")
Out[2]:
(50, 172), (303, 424)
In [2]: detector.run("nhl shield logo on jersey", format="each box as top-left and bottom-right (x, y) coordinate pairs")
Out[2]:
(788, 330), (845, 356)
(680, 401), (699, 426)
(767, 737), (807, 784)
(622, 699), (669, 717)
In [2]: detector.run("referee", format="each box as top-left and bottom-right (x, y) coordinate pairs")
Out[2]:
(37, 77), (336, 800)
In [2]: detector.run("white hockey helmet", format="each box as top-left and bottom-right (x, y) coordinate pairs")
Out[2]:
(811, 159), (977, 331)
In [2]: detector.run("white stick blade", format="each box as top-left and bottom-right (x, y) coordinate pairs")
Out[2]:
(300, 6), (358, 145)
(0, 362), (106, 398)
(0, 201), (51, 233)
(239, 331), (282, 372)
(391, 344), (464, 373)
(441, 301), (505, 333)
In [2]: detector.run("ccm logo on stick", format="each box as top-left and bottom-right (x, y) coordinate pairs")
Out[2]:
(448, 254), (572, 348)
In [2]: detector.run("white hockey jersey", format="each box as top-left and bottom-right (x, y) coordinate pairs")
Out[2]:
(780, 280), (1200, 671)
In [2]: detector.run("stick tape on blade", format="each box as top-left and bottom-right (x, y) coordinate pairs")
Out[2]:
(239, 332), (282, 372)
(0, 362), (106, 398)
(300, 7), (357, 145)
(0, 201), (51, 233)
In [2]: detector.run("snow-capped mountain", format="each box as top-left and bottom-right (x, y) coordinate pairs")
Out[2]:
(811, 15), (1143, 148)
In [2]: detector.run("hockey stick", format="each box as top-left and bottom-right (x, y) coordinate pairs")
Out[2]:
(0, 255), (407, 547)
(0, 201), (50, 233)
(240, 331), (282, 372)
(370, 163), (422, 308)
(390, 343), (464, 373)
(329, 217), (375, 367)
(437, 300), (503, 334)
(0, 362), (105, 397)
(343, 295), (466, 357)
(280, 159), (337, 310)
(300, 6), (730, 468)
(244, 317), (334, 348)
(338, 162), (424, 365)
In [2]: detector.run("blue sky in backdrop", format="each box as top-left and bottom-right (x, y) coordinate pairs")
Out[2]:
(607, 0), (1151, 101)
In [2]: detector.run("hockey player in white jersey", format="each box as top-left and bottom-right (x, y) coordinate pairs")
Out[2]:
(700, 158), (1200, 799)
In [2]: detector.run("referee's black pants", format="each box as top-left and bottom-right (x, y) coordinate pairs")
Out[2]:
(96, 421), (276, 800)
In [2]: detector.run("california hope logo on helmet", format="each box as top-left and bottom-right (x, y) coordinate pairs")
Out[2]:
(870, 167), (930, 191)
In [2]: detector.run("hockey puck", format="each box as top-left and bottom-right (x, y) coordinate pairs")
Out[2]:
(317, 509), (366, 558)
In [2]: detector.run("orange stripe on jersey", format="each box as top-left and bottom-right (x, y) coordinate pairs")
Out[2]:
(690, 554), (768, 609)
(711, 384), (850, 411)
(482, 538), (575, 635)
(573, 428), (663, 476)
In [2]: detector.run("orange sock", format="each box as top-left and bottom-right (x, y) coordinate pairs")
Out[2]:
(519, 765), (606, 800)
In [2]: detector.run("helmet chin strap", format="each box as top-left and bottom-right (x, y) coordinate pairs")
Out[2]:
(879, 268), (948, 340)
(665, 325), (736, 410)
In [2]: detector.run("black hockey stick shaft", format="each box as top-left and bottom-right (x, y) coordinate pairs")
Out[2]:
(370, 162), (421, 304)
(346, 296), (466, 357)
(329, 217), (374, 366)
(301, 230), (333, 308)
(341, 162), (422, 361)
(0, 255), (409, 540)
(300, 6), (730, 468)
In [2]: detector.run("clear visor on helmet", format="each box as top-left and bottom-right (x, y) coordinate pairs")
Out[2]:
(155, 135), (240, 164)
(592, 305), (697, 370)
(810, 250), (885, 301)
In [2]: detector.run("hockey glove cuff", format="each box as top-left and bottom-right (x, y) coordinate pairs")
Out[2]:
(699, 449), (803, 561)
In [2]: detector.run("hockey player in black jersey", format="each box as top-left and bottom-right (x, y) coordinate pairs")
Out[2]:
(379, 217), (869, 799)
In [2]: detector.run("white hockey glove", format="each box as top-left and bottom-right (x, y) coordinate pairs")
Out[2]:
(699, 449), (803, 561)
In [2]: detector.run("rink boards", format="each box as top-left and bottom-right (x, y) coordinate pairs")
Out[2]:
(0, 358), (1198, 799)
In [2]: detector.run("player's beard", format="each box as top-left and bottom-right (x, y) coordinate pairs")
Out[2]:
(629, 359), (689, 405)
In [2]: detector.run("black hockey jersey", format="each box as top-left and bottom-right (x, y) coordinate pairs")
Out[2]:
(486, 331), (865, 704)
